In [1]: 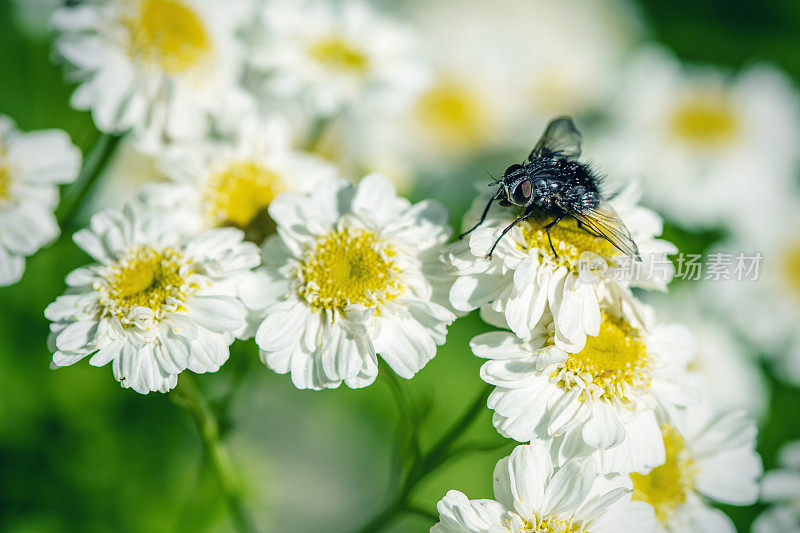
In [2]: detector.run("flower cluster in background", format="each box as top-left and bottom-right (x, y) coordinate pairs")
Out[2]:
(2, 0), (800, 531)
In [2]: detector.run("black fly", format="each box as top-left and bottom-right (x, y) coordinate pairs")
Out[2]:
(459, 116), (641, 261)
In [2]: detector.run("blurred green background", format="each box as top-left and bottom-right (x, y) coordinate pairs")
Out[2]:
(2, 0), (800, 531)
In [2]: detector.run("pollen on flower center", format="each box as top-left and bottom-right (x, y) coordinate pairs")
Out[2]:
(297, 228), (402, 312)
(0, 163), (10, 201)
(204, 160), (284, 241)
(102, 246), (196, 322)
(670, 97), (738, 147)
(781, 244), (800, 299)
(553, 313), (650, 402)
(124, 0), (211, 74)
(309, 37), (369, 74)
(415, 80), (490, 150)
(631, 424), (697, 523)
(519, 217), (615, 267)
(520, 514), (580, 533)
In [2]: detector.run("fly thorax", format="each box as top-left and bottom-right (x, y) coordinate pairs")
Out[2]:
(530, 177), (560, 202)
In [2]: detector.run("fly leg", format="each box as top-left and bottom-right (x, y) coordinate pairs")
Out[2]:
(543, 215), (564, 259)
(459, 190), (501, 240)
(576, 219), (602, 238)
(485, 213), (528, 259)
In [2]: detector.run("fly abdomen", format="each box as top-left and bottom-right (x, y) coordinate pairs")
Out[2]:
(581, 190), (601, 209)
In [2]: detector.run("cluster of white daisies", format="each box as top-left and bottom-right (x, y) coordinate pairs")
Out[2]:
(3, 0), (800, 530)
(439, 186), (762, 532)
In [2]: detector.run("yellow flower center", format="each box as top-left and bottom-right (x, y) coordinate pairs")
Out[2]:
(519, 216), (616, 269)
(530, 70), (583, 116)
(631, 424), (697, 524)
(0, 163), (10, 201)
(297, 228), (402, 313)
(782, 244), (800, 299)
(309, 37), (369, 74)
(553, 313), (650, 403)
(520, 514), (581, 533)
(203, 160), (285, 242)
(124, 0), (211, 74)
(104, 247), (197, 322)
(670, 97), (738, 148)
(414, 79), (490, 151)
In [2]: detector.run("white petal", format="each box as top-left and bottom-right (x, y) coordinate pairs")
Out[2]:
(186, 295), (245, 333)
(505, 444), (552, 518)
(351, 173), (409, 226)
(375, 313), (435, 379)
(255, 305), (306, 352)
(88, 340), (124, 367)
(432, 490), (508, 532)
(541, 456), (595, 517)
(582, 401), (626, 450)
(9, 129), (81, 184)
(694, 447), (762, 505)
(681, 500), (736, 533)
(54, 320), (97, 353)
(0, 245), (25, 286)
(471, 331), (531, 360)
(546, 389), (586, 437)
(575, 487), (630, 524)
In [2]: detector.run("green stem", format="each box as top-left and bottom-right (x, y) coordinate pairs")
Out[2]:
(56, 133), (122, 231)
(447, 438), (514, 461)
(173, 374), (256, 533)
(356, 383), (493, 533)
(302, 115), (333, 152)
(214, 342), (255, 438)
(403, 504), (439, 523)
(382, 369), (422, 467)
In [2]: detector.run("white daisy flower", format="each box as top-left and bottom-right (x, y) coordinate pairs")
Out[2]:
(0, 115), (81, 286)
(303, 0), (524, 192)
(409, 0), (639, 151)
(307, 115), (419, 197)
(594, 47), (800, 230)
(251, 0), (428, 116)
(472, 305), (696, 475)
(644, 285), (769, 419)
(322, 0), (639, 186)
(477, 0), (640, 123)
(432, 442), (657, 533)
(319, 0), (543, 183)
(45, 204), (260, 394)
(408, 72), (511, 162)
(753, 440), (800, 533)
(397, 0), (523, 164)
(51, 0), (254, 152)
(449, 183), (676, 350)
(708, 207), (800, 386)
(314, 66), (515, 187)
(629, 401), (762, 532)
(139, 115), (338, 244)
(249, 173), (455, 390)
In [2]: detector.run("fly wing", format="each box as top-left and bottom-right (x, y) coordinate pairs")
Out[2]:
(558, 198), (641, 261)
(528, 116), (582, 161)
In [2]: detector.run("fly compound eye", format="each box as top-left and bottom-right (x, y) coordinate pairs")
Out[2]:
(511, 180), (532, 205)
